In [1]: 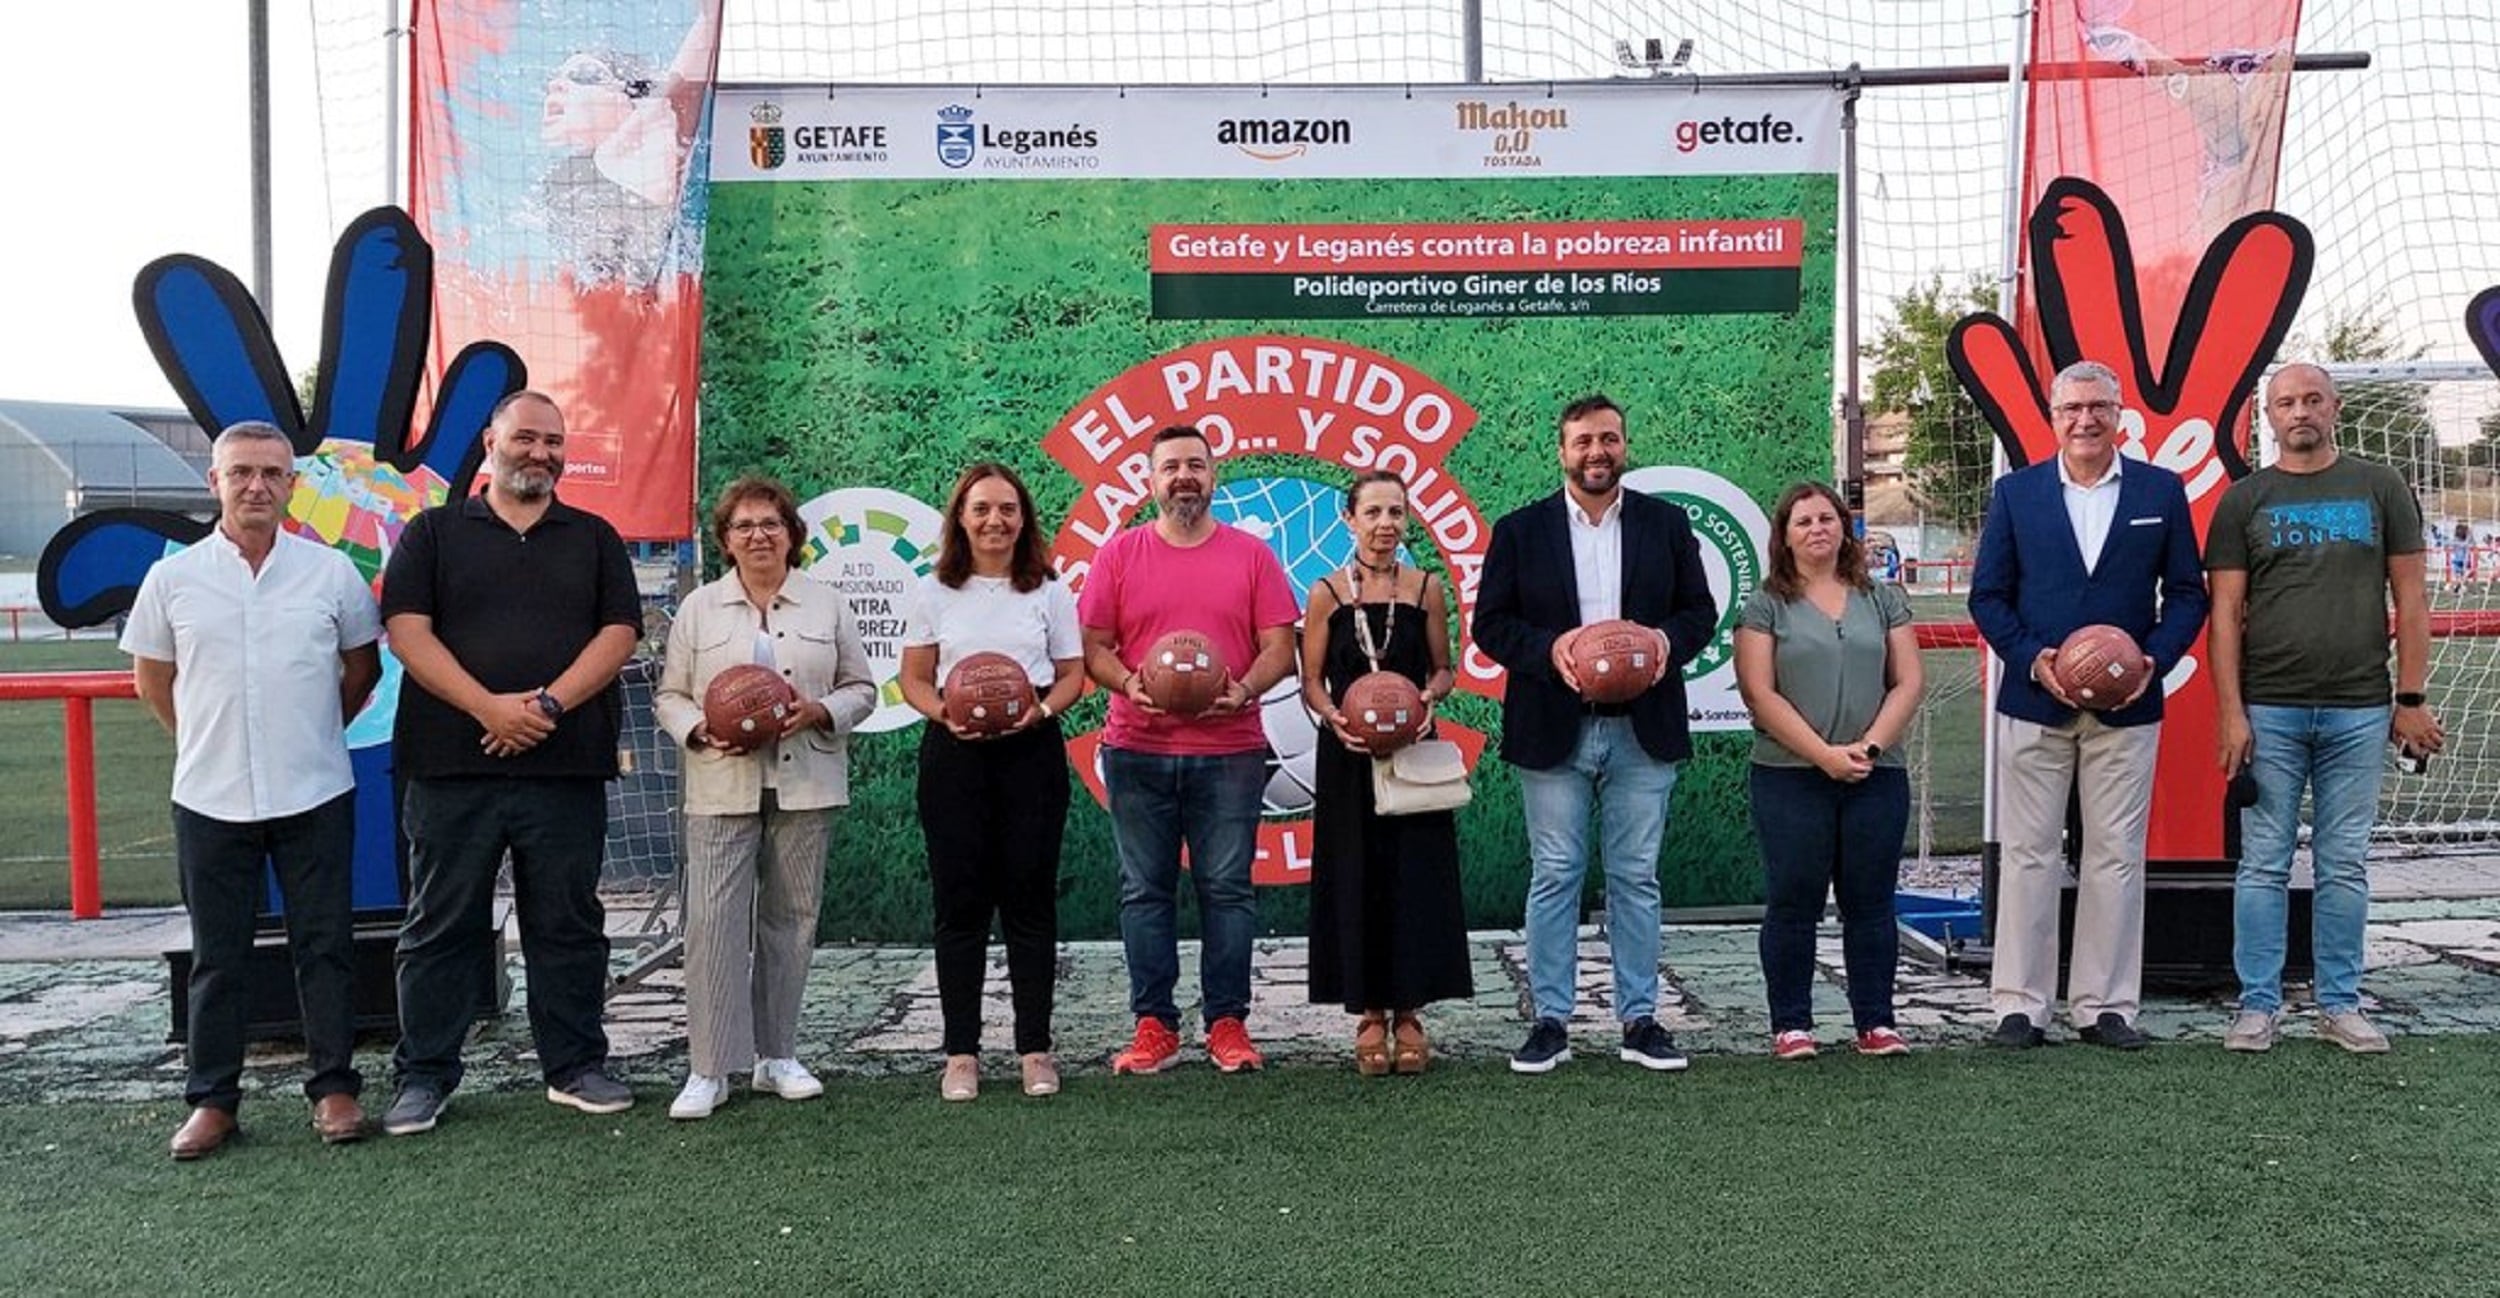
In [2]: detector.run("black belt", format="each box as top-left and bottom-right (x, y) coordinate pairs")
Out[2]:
(1582, 702), (1633, 718)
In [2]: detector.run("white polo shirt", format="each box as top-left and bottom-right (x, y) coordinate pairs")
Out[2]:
(120, 527), (382, 822)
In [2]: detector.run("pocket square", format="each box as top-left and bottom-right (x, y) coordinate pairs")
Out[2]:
(2127, 516), (2162, 526)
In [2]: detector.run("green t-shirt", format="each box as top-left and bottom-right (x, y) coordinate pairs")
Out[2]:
(1737, 580), (1913, 768)
(2204, 455), (2423, 707)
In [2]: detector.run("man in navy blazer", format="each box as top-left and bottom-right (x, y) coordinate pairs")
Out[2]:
(1475, 394), (1718, 1075)
(1968, 359), (2209, 1051)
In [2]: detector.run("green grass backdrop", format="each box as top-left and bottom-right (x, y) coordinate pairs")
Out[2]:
(700, 172), (1840, 939)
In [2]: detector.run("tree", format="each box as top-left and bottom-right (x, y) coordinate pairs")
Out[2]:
(2285, 310), (2438, 478)
(1865, 273), (1999, 530)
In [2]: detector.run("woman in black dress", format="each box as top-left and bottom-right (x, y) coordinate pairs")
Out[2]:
(1300, 470), (1474, 1075)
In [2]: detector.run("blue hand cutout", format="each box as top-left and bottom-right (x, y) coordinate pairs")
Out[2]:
(2470, 285), (2500, 385)
(37, 206), (525, 627)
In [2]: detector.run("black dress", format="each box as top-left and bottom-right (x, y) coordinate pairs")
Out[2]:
(1306, 577), (1475, 1013)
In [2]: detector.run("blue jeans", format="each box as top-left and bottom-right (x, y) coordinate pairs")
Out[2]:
(1102, 746), (1265, 1028)
(1750, 764), (1907, 1033)
(2236, 704), (2389, 1014)
(1516, 717), (1678, 1023)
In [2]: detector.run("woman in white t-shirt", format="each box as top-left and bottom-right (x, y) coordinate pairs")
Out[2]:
(898, 463), (1085, 1101)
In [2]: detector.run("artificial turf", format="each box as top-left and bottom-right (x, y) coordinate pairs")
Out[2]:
(4, 1037), (2492, 1295)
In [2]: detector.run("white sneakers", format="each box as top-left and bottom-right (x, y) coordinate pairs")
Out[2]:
(669, 1074), (728, 1120)
(753, 1057), (826, 1100)
(673, 1058), (823, 1120)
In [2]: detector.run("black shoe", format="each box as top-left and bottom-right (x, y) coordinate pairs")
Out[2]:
(2077, 1012), (2149, 1051)
(1986, 1013), (2045, 1049)
(1509, 1019), (1572, 1074)
(382, 1084), (448, 1136)
(1619, 1017), (1690, 1072)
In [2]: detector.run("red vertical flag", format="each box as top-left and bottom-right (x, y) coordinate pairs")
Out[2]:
(409, 0), (722, 539)
(2016, 0), (2308, 865)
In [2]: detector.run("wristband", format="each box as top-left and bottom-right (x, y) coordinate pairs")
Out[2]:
(534, 688), (563, 720)
(2395, 691), (2427, 708)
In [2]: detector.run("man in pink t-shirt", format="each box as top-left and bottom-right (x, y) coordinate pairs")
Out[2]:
(1079, 426), (1299, 1075)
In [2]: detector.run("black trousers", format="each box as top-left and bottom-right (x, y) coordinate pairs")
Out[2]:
(392, 777), (610, 1090)
(173, 792), (361, 1113)
(917, 722), (1068, 1055)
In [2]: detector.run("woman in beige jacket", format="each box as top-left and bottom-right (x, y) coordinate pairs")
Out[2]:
(654, 476), (876, 1119)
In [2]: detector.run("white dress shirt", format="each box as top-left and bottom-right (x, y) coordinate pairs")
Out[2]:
(119, 528), (382, 822)
(2058, 452), (2125, 576)
(1568, 490), (1625, 625)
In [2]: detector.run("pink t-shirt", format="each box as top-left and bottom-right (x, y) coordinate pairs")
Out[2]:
(1078, 522), (1300, 755)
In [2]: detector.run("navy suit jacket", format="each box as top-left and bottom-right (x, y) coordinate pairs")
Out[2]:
(1967, 457), (2209, 728)
(1473, 488), (1719, 769)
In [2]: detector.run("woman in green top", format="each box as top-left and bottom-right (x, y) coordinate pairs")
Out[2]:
(1733, 482), (1924, 1061)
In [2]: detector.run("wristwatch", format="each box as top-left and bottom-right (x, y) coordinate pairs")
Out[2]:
(534, 688), (564, 720)
(2395, 691), (2428, 708)
(1863, 742), (1884, 760)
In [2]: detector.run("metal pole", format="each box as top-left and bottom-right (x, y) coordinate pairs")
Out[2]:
(1978, 0), (2035, 942)
(249, 0), (275, 316)
(1461, 0), (1483, 83)
(1840, 70), (1865, 514)
(383, 0), (404, 209)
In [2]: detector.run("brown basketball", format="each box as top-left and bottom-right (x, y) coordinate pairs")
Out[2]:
(703, 662), (799, 748)
(1342, 670), (1428, 753)
(1569, 619), (1666, 705)
(2055, 624), (2150, 710)
(944, 651), (1038, 735)
(1138, 630), (1228, 717)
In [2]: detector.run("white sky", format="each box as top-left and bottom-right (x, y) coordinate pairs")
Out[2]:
(0, 3), (385, 410)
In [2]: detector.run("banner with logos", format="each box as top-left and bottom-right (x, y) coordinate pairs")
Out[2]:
(704, 83), (1840, 937)
(409, 0), (721, 539)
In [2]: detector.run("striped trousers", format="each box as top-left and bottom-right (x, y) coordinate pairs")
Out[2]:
(682, 792), (832, 1077)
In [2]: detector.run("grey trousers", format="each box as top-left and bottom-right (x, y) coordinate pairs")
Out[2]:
(1990, 712), (2160, 1028)
(683, 792), (832, 1076)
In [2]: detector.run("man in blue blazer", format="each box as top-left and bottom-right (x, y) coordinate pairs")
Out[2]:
(1969, 359), (2210, 1051)
(1475, 394), (1719, 1074)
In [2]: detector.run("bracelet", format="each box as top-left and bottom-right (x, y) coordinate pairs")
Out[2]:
(1038, 701), (1056, 720)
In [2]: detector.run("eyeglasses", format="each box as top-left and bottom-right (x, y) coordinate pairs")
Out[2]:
(2052, 400), (2121, 420)
(727, 520), (786, 536)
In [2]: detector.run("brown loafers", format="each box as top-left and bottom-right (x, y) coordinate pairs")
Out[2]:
(170, 1106), (238, 1161)
(312, 1093), (367, 1145)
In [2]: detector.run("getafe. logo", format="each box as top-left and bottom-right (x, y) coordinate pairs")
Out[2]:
(1216, 116), (1353, 162)
(749, 101), (785, 171)
(937, 104), (977, 169)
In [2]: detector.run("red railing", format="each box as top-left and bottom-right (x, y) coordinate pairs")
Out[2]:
(0, 671), (139, 919)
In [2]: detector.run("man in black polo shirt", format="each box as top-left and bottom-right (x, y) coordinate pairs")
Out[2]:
(378, 390), (642, 1135)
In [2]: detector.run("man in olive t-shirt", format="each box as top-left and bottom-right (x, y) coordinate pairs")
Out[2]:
(2206, 363), (2445, 1055)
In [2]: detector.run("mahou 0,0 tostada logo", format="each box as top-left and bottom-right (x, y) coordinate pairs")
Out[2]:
(1043, 335), (1500, 885)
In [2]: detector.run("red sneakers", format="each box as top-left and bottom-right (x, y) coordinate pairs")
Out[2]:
(1205, 1016), (1265, 1073)
(1771, 1029), (1819, 1061)
(1110, 1017), (1181, 1075)
(1854, 1026), (1911, 1057)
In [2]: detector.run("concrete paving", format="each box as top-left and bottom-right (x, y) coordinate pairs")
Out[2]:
(2, 854), (2494, 1108)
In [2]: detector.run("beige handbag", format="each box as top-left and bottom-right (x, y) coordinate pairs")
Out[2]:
(1370, 739), (1472, 816)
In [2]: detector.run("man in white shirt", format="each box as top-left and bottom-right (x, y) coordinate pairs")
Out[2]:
(122, 422), (382, 1159)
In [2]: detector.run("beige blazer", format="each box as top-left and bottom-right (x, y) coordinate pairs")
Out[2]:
(655, 569), (878, 814)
